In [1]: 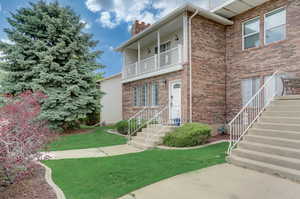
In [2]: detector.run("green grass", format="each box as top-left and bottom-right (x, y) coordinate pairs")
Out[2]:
(48, 126), (126, 151)
(44, 142), (228, 199)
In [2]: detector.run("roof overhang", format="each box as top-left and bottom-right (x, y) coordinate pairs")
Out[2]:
(116, 3), (233, 52)
(212, 0), (270, 18)
(97, 73), (122, 83)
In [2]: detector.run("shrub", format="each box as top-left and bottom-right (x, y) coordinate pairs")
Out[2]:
(163, 123), (212, 147)
(115, 120), (129, 135)
(0, 91), (54, 190)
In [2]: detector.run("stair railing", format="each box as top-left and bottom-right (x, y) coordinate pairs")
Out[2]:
(227, 71), (280, 155)
(127, 107), (160, 140)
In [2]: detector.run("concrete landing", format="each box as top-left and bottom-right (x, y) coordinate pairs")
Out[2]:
(119, 164), (300, 199)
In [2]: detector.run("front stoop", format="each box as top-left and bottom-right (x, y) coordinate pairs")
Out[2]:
(129, 125), (175, 149)
(229, 96), (300, 183)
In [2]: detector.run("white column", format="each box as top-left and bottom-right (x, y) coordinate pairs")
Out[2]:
(157, 31), (160, 69)
(122, 50), (126, 79)
(182, 13), (188, 63)
(138, 41), (141, 74)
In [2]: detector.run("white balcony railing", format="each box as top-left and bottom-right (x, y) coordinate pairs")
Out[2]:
(123, 45), (182, 81)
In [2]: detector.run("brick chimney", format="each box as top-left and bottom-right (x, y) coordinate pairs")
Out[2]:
(131, 20), (151, 36)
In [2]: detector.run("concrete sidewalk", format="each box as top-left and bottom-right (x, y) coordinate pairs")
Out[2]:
(41, 144), (143, 160)
(120, 164), (300, 199)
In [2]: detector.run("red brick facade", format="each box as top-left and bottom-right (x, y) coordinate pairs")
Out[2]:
(226, 0), (300, 121)
(122, 0), (300, 133)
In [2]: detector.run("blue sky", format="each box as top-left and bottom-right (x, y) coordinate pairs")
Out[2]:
(0, 0), (210, 77)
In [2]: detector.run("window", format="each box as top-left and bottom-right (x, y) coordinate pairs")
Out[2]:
(151, 82), (159, 106)
(155, 41), (171, 54)
(265, 8), (286, 45)
(241, 77), (261, 106)
(243, 17), (260, 50)
(133, 82), (159, 107)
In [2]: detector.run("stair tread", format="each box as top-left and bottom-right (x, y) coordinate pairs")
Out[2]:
(240, 141), (300, 153)
(251, 128), (300, 134)
(260, 116), (300, 120)
(234, 148), (300, 164)
(246, 134), (300, 143)
(256, 122), (300, 127)
(230, 154), (300, 175)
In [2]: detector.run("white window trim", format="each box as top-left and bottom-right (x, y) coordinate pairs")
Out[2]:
(155, 40), (171, 54)
(264, 7), (287, 45)
(242, 16), (260, 50)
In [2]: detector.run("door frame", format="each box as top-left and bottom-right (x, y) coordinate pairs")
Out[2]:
(169, 79), (182, 121)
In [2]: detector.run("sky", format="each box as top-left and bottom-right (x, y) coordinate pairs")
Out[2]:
(0, 0), (210, 77)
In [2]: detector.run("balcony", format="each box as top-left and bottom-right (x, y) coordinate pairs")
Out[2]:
(122, 45), (183, 82)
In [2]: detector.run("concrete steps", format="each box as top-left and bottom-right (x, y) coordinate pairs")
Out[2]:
(129, 125), (175, 149)
(229, 95), (300, 182)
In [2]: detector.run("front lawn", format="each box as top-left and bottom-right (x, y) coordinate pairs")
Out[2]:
(44, 142), (228, 199)
(48, 126), (127, 151)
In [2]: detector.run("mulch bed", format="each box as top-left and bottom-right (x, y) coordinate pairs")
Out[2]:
(61, 127), (96, 136)
(0, 164), (57, 199)
(207, 133), (229, 143)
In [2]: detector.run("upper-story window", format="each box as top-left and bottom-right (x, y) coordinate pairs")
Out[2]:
(243, 17), (260, 50)
(265, 8), (286, 45)
(155, 41), (171, 54)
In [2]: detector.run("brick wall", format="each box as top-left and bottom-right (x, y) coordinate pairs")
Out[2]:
(226, 0), (300, 122)
(190, 14), (227, 132)
(122, 69), (189, 121)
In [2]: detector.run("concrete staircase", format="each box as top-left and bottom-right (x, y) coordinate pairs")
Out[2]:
(229, 95), (300, 182)
(129, 125), (175, 149)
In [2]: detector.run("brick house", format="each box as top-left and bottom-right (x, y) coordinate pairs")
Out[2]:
(116, 0), (300, 134)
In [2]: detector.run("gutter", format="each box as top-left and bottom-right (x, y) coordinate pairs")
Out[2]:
(188, 9), (199, 123)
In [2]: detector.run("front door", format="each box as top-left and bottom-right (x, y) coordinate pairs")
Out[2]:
(169, 81), (181, 124)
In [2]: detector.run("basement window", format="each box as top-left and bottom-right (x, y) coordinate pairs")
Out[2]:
(243, 17), (260, 50)
(265, 8), (286, 45)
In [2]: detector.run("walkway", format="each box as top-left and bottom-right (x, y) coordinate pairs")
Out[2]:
(41, 144), (143, 160)
(119, 164), (300, 199)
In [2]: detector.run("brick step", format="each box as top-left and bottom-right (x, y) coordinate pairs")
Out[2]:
(232, 148), (300, 171)
(229, 155), (300, 183)
(254, 122), (300, 132)
(244, 135), (300, 149)
(239, 141), (300, 159)
(249, 128), (300, 140)
(263, 111), (300, 118)
(259, 116), (300, 124)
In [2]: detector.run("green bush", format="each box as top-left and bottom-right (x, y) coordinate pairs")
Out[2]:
(163, 123), (212, 147)
(115, 120), (129, 135)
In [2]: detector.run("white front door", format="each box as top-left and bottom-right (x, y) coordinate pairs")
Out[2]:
(169, 81), (181, 122)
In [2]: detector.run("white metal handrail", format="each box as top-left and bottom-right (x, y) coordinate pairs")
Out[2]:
(127, 107), (160, 140)
(227, 71), (280, 155)
(127, 104), (185, 140)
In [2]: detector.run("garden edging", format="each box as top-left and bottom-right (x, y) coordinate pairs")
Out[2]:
(37, 162), (66, 199)
(156, 140), (229, 150)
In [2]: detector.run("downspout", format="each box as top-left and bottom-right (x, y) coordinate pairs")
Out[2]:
(188, 9), (199, 123)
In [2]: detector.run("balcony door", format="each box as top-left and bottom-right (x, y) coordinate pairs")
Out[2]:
(155, 41), (171, 68)
(169, 80), (181, 124)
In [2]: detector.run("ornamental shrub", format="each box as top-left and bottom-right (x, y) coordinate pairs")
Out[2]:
(115, 120), (129, 135)
(163, 123), (211, 147)
(0, 91), (54, 190)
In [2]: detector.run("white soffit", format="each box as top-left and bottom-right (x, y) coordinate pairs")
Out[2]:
(212, 0), (270, 18)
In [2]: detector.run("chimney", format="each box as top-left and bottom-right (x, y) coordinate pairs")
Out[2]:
(131, 20), (151, 36)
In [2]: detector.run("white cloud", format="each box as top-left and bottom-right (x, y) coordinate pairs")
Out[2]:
(108, 46), (114, 51)
(85, 0), (210, 29)
(1, 38), (14, 45)
(80, 19), (92, 30)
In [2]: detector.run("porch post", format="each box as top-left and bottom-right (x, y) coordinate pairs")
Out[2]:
(138, 41), (141, 74)
(157, 30), (160, 69)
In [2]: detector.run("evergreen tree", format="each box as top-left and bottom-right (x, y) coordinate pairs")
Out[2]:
(0, 1), (104, 130)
